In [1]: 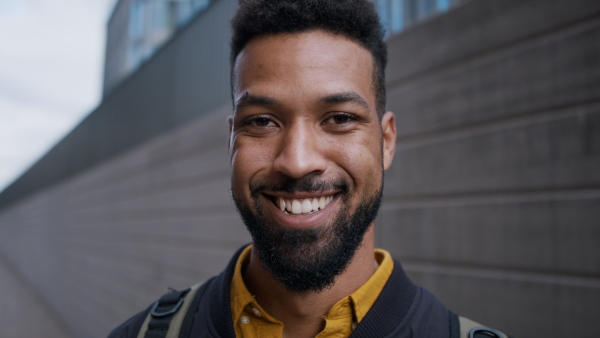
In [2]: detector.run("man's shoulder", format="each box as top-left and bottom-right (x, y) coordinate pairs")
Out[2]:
(107, 277), (219, 338)
(107, 246), (246, 338)
(382, 260), (510, 338)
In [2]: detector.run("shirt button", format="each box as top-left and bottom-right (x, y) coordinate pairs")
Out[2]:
(352, 322), (358, 330)
(240, 316), (250, 324)
(251, 308), (262, 317)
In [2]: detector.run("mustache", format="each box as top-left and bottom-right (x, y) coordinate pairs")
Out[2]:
(250, 176), (349, 195)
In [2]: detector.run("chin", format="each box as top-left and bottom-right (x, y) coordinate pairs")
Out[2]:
(233, 182), (382, 293)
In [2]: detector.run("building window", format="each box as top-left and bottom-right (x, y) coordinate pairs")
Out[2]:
(125, 0), (214, 79)
(377, 0), (466, 37)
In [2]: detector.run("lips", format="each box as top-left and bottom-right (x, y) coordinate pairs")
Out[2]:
(261, 192), (339, 229)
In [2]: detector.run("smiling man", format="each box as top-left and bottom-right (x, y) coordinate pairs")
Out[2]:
(109, 1), (508, 337)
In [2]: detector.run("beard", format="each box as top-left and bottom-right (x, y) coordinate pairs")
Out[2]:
(233, 175), (382, 293)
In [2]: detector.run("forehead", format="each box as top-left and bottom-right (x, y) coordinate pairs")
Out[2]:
(232, 30), (376, 110)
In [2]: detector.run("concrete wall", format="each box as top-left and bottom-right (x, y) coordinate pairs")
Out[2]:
(0, 105), (247, 337)
(381, 0), (600, 336)
(0, 0), (598, 336)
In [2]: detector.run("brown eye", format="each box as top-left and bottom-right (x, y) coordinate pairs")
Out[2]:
(243, 116), (276, 128)
(323, 113), (358, 125)
(253, 117), (272, 127)
(332, 115), (351, 124)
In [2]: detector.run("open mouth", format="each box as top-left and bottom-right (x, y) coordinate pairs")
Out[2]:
(268, 195), (336, 215)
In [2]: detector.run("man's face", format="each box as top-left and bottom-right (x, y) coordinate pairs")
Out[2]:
(229, 30), (396, 292)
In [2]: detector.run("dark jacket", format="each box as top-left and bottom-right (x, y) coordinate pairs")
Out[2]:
(109, 245), (463, 337)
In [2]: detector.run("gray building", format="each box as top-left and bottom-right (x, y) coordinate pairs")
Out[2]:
(0, 0), (598, 336)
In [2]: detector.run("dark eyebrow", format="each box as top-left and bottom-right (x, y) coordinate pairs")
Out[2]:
(234, 92), (276, 111)
(234, 91), (370, 113)
(319, 92), (369, 110)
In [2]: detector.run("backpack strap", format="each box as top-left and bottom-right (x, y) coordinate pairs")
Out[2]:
(177, 277), (215, 338)
(458, 315), (510, 338)
(136, 280), (210, 338)
(450, 312), (510, 338)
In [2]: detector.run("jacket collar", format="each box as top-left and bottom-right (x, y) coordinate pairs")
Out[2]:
(202, 244), (420, 337)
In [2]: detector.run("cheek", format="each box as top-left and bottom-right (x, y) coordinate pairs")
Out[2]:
(230, 140), (273, 193)
(329, 134), (383, 193)
(231, 149), (253, 192)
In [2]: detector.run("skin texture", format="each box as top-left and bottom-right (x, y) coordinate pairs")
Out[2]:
(229, 30), (397, 338)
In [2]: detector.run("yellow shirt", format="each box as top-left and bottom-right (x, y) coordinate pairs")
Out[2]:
(230, 245), (394, 337)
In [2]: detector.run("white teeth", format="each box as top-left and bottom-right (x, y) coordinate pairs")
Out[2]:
(301, 199), (312, 213)
(319, 196), (326, 209)
(311, 198), (319, 212)
(291, 200), (302, 214)
(278, 195), (335, 215)
(278, 197), (285, 211)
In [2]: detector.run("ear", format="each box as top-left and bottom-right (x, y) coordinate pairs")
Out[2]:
(227, 115), (234, 154)
(381, 111), (397, 171)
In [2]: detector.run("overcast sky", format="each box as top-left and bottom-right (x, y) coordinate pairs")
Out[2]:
(0, 0), (116, 193)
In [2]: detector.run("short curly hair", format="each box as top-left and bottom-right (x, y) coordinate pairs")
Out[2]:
(230, 0), (387, 117)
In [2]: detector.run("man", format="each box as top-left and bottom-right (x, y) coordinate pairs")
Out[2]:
(110, 0), (508, 337)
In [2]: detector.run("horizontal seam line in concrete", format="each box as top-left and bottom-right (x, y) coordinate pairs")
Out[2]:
(21, 169), (230, 213)
(69, 203), (236, 218)
(65, 232), (245, 250)
(67, 147), (228, 196)
(386, 9), (600, 90)
(382, 185), (600, 208)
(0, 197), (235, 219)
(70, 174), (231, 209)
(395, 98), (600, 149)
(401, 260), (600, 288)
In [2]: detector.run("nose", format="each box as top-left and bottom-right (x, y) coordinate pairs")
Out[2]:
(272, 122), (327, 179)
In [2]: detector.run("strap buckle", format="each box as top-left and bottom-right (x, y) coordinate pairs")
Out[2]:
(469, 326), (504, 338)
(150, 296), (185, 318)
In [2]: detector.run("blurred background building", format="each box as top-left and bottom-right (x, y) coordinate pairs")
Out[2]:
(0, 0), (598, 336)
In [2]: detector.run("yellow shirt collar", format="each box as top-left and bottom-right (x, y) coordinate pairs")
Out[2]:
(230, 245), (394, 337)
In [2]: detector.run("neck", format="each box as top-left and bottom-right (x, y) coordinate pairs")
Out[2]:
(243, 226), (378, 338)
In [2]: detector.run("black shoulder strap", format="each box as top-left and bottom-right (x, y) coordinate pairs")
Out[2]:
(137, 278), (213, 338)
